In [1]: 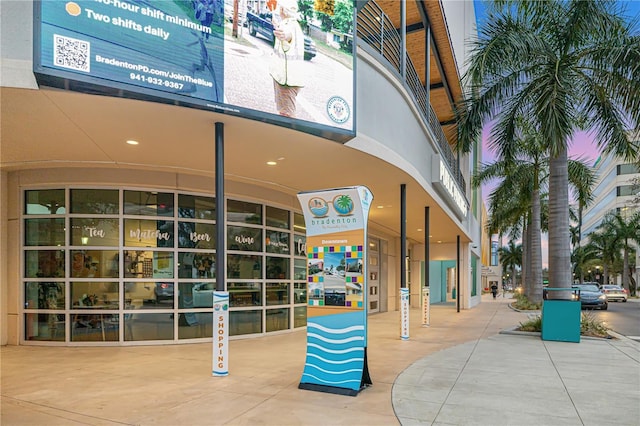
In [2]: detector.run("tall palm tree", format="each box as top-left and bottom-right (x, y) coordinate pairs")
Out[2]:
(585, 224), (620, 287)
(498, 240), (522, 289)
(457, 0), (640, 296)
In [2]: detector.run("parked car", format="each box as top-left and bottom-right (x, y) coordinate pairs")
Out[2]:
(246, 11), (317, 60)
(572, 283), (608, 310)
(600, 285), (628, 302)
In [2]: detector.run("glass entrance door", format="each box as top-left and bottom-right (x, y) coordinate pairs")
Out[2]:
(368, 238), (380, 313)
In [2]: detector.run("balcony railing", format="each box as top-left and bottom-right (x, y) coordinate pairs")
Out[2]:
(356, 1), (466, 195)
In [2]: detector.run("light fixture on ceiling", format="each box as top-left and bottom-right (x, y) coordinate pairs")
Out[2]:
(126, 140), (139, 145)
(266, 161), (277, 166)
(437, 240), (442, 243)
(417, 228), (422, 232)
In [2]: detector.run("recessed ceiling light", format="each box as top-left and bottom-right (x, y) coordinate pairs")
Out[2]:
(429, 235), (433, 238)
(417, 228), (422, 232)
(277, 157), (285, 161)
(126, 140), (139, 145)
(437, 240), (442, 243)
(266, 161), (277, 166)
(377, 205), (384, 209)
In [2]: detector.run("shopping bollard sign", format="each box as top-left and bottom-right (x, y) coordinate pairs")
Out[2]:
(212, 291), (229, 377)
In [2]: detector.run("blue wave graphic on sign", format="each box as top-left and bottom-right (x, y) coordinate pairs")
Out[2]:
(300, 312), (366, 391)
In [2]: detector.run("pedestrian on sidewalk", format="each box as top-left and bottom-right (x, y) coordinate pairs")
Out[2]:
(491, 283), (498, 299)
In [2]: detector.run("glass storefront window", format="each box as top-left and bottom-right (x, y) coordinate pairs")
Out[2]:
(266, 308), (289, 332)
(178, 222), (215, 249)
(71, 282), (119, 308)
(227, 254), (261, 279)
(124, 190), (174, 216)
(25, 250), (65, 278)
(266, 257), (289, 280)
(25, 282), (65, 309)
(125, 313), (174, 341)
(71, 313), (118, 342)
(178, 252), (216, 278)
(25, 189), (65, 214)
(229, 282), (262, 307)
(293, 212), (305, 234)
(293, 283), (307, 304)
(21, 187), (313, 345)
(227, 199), (262, 224)
(178, 312), (212, 339)
(266, 206), (289, 229)
(123, 282), (172, 308)
(178, 282), (215, 308)
(230, 310), (262, 336)
(123, 219), (174, 248)
(293, 234), (306, 257)
(266, 283), (289, 305)
(24, 218), (65, 246)
(179, 194), (215, 220)
(123, 250), (174, 279)
(265, 230), (290, 254)
(70, 218), (119, 247)
(294, 306), (307, 328)
(70, 250), (119, 278)
(70, 189), (119, 214)
(293, 258), (306, 280)
(227, 225), (262, 251)
(24, 313), (65, 341)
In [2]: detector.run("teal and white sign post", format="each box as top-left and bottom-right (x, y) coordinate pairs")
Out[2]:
(212, 291), (229, 376)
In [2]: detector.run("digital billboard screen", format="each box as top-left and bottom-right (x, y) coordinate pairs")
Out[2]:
(33, 0), (355, 142)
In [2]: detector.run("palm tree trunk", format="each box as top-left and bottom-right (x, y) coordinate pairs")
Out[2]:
(548, 146), (572, 299)
(530, 187), (543, 302)
(622, 238), (630, 292)
(521, 221), (529, 296)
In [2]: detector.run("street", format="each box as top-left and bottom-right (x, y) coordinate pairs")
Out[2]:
(588, 299), (640, 340)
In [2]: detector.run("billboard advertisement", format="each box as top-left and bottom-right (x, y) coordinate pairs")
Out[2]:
(33, 0), (355, 142)
(297, 186), (373, 396)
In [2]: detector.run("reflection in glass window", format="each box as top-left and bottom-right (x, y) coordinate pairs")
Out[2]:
(227, 225), (262, 252)
(294, 258), (306, 280)
(25, 189), (65, 214)
(25, 282), (65, 309)
(24, 250), (65, 278)
(71, 282), (119, 308)
(178, 312), (212, 339)
(178, 222), (215, 249)
(293, 212), (305, 234)
(293, 234), (306, 257)
(70, 218), (119, 247)
(293, 283), (307, 304)
(228, 254), (261, 279)
(125, 313), (174, 341)
(266, 206), (289, 229)
(24, 218), (65, 246)
(229, 282), (262, 307)
(123, 282), (173, 308)
(123, 250), (174, 279)
(70, 250), (119, 278)
(266, 308), (289, 332)
(24, 313), (65, 341)
(124, 190), (174, 216)
(266, 283), (289, 305)
(266, 257), (289, 279)
(230, 310), (262, 336)
(179, 194), (215, 220)
(227, 199), (262, 224)
(71, 313), (118, 342)
(178, 252), (216, 278)
(123, 219), (174, 248)
(265, 230), (290, 254)
(294, 306), (307, 328)
(179, 282), (215, 308)
(70, 189), (119, 214)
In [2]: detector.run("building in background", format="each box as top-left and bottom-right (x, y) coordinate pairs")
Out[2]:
(0, 0), (481, 346)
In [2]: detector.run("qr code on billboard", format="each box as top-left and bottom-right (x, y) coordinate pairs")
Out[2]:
(53, 34), (90, 72)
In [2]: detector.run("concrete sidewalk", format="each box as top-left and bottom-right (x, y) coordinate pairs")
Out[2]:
(2, 294), (639, 425)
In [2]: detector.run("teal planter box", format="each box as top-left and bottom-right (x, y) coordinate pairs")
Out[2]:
(541, 300), (581, 343)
